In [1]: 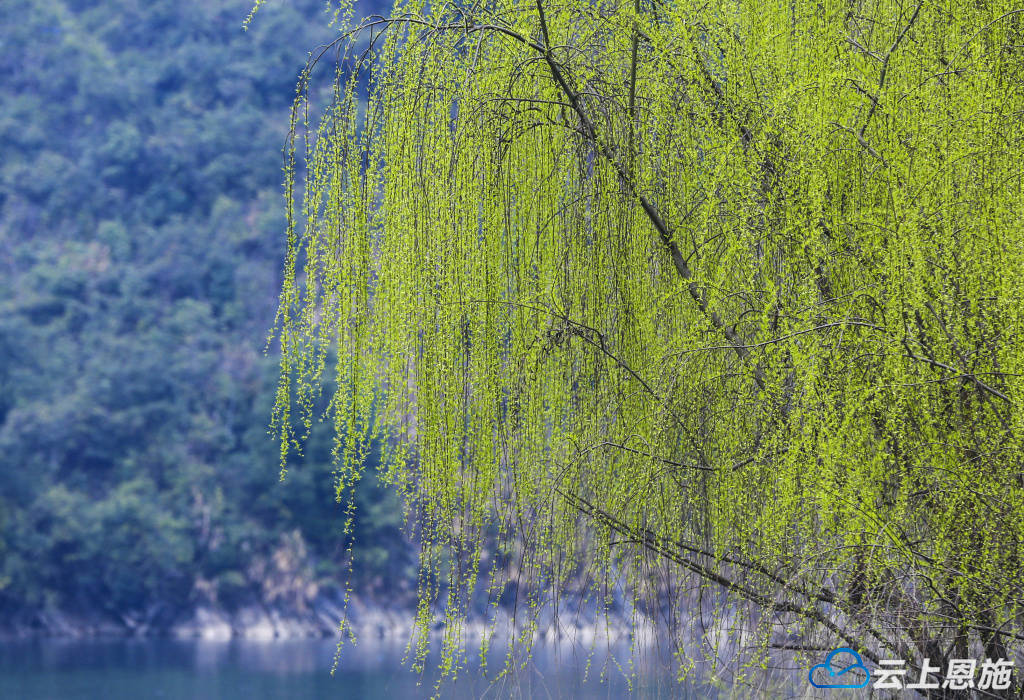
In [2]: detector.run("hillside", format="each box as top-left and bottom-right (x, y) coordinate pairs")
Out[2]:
(0, 0), (411, 636)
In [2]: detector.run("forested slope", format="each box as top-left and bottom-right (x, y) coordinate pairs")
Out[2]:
(0, 0), (408, 634)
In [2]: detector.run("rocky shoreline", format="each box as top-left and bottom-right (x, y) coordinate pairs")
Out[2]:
(1, 592), (655, 649)
(1, 596), (398, 641)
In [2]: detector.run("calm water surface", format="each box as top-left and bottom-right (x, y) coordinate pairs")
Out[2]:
(0, 637), (703, 699)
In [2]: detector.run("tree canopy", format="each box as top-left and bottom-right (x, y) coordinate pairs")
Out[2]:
(274, 0), (1024, 690)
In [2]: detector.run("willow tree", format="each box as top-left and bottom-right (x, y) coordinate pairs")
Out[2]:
(268, 0), (1023, 691)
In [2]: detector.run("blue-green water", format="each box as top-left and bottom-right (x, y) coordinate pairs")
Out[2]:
(0, 638), (698, 699)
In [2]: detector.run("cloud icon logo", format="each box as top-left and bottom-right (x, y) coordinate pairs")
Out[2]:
(809, 647), (871, 689)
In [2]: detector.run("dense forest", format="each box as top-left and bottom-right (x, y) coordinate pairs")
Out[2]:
(0, 0), (409, 633)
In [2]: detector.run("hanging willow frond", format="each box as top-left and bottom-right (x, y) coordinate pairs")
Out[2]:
(271, 0), (1024, 690)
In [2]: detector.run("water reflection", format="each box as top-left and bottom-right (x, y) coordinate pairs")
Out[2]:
(0, 637), (700, 699)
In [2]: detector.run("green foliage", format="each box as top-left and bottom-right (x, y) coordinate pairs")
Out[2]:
(277, 0), (1024, 686)
(0, 0), (409, 624)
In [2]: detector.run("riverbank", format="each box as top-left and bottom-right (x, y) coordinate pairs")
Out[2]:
(0, 591), (655, 650)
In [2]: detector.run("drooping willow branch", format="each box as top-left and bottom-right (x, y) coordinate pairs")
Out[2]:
(271, 0), (1024, 691)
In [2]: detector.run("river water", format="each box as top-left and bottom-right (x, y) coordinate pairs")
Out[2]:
(0, 637), (711, 699)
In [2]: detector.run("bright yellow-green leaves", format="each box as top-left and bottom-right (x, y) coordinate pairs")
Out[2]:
(274, 0), (1023, 684)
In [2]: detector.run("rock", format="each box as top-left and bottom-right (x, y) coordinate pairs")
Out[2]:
(171, 607), (232, 641)
(235, 606), (276, 640)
